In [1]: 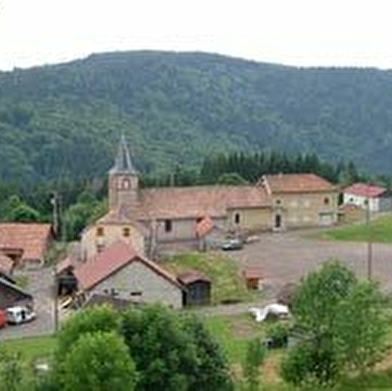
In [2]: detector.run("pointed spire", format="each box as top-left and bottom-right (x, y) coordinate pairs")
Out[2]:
(110, 134), (137, 174)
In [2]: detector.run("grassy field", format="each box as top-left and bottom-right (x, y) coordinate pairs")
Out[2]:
(203, 313), (290, 389)
(317, 214), (392, 243)
(165, 252), (261, 304)
(2, 335), (56, 362)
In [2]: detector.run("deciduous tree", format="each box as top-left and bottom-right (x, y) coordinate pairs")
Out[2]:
(282, 261), (388, 387)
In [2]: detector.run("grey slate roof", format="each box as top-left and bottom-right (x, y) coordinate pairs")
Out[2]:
(110, 134), (137, 174)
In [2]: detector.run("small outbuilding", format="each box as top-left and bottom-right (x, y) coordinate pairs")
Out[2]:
(55, 257), (78, 296)
(0, 276), (33, 310)
(178, 270), (212, 306)
(243, 267), (264, 290)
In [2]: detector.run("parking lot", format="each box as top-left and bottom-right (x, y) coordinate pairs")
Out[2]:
(226, 228), (392, 293)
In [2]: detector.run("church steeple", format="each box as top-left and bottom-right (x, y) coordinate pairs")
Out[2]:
(110, 134), (137, 174)
(108, 135), (139, 211)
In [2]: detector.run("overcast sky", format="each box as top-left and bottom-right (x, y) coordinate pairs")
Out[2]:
(0, 0), (391, 71)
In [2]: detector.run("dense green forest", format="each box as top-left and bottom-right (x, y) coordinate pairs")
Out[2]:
(1, 50), (392, 189)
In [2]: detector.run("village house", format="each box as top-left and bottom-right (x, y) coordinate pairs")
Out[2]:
(80, 136), (339, 259)
(260, 173), (338, 230)
(343, 183), (392, 213)
(0, 223), (53, 268)
(74, 240), (184, 309)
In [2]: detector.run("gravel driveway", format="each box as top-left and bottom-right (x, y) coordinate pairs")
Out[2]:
(226, 228), (392, 293)
(0, 267), (56, 340)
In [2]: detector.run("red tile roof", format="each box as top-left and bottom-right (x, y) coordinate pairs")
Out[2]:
(262, 173), (335, 194)
(0, 252), (13, 274)
(75, 240), (182, 291)
(0, 223), (52, 261)
(243, 267), (264, 280)
(137, 185), (269, 220)
(196, 215), (214, 237)
(344, 183), (387, 198)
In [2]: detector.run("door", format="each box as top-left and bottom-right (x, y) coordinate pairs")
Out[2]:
(275, 214), (282, 229)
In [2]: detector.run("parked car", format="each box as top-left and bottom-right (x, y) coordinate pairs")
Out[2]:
(221, 238), (243, 251)
(0, 310), (6, 328)
(5, 306), (36, 325)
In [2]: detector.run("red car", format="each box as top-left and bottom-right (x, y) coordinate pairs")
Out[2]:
(0, 310), (6, 328)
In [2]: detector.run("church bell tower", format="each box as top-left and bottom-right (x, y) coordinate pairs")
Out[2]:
(108, 135), (139, 211)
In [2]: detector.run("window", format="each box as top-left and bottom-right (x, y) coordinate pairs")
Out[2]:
(276, 199), (282, 205)
(96, 243), (105, 253)
(96, 227), (104, 236)
(122, 178), (130, 189)
(234, 212), (241, 224)
(123, 227), (130, 237)
(110, 288), (118, 297)
(164, 219), (172, 233)
(324, 197), (330, 205)
(130, 291), (142, 296)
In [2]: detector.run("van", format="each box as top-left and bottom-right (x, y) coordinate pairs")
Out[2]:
(5, 306), (36, 325)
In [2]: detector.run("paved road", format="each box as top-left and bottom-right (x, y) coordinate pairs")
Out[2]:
(2, 228), (392, 340)
(0, 268), (56, 340)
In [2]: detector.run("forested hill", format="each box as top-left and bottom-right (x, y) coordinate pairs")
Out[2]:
(1, 50), (392, 185)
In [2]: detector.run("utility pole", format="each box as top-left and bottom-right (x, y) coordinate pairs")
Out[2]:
(366, 190), (373, 279)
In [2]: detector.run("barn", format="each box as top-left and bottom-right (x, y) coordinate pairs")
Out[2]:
(178, 271), (212, 306)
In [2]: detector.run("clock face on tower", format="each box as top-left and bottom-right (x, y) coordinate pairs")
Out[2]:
(118, 177), (130, 190)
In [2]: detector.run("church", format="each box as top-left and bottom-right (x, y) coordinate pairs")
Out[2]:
(80, 136), (338, 260)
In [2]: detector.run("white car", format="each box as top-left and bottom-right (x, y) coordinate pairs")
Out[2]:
(6, 306), (36, 325)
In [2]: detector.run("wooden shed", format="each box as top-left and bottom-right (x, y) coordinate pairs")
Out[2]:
(0, 276), (33, 310)
(55, 257), (78, 296)
(178, 271), (212, 306)
(243, 267), (263, 290)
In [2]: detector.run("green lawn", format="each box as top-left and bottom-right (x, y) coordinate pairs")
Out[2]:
(165, 252), (261, 304)
(203, 313), (290, 389)
(318, 214), (392, 243)
(204, 313), (265, 363)
(2, 335), (56, 362)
